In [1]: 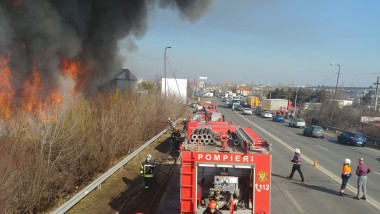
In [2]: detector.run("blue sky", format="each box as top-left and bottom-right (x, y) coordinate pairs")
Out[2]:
(120, 0), (380, 87)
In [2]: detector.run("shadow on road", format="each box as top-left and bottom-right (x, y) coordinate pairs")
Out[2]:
(293, 181), (352, 198)
(271, 173), (289, 179)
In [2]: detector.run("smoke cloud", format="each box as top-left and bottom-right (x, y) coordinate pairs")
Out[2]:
(0, 0), (213, 104)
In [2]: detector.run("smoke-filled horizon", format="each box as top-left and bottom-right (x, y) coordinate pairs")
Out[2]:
(0, 0), (213, 107)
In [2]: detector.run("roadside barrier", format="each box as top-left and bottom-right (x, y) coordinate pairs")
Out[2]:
(52, 118), (181, 214)
(319, 124), (379, 146)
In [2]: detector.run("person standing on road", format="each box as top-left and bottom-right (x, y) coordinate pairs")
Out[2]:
(287, 148), (304, 182)
(354, 158), (371, 200)
(339, 159), (352, 196)
(140, 154), (156, 190)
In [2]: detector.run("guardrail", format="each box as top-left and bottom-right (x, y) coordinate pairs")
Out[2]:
(319, 124), (380, 146)
(52, 118), (180, 214)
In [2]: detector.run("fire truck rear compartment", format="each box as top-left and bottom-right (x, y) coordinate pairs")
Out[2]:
(196, 164), (255, 213)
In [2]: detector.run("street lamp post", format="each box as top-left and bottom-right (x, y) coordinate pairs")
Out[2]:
(164, 46), (172, 99)
(330, 63), (341, 123)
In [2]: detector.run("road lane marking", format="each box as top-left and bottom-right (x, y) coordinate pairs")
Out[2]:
(316, 145), (328, 151)
(374, 172), (380, 176)
(284, 191), (304, 213)
(234, 111), (380, 211)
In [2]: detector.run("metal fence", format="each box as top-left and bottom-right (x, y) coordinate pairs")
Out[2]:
(52, 118), (180, 214)
(319, 124), (380, 146)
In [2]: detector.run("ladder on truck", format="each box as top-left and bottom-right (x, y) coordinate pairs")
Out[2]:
(180, 151), (196, 213)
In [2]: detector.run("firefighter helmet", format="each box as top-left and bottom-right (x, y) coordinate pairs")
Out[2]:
(208, 200), (217, 209)
(294, 148), (300, 154)
(146, 154), (152, 159)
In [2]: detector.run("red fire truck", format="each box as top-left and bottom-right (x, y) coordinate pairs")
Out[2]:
(180, 122), (271, 214)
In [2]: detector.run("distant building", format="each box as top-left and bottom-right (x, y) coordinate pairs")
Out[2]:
(99, 69), (137, 93)
(335, 100), (353, 108)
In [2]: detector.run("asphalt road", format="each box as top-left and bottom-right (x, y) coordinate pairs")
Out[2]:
(213, 98), (380, 214)
(153, 98), (380, 214)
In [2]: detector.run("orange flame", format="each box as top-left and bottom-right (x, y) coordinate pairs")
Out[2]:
(0, 54), (15, 117)
(20, 63), (63, 113)
(60, 57), (87, 94)
(20, 64), (44, 112)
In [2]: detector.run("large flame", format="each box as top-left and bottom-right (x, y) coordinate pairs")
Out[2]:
(60, 57), (87, 94)
(20, 63), (63, 113)
(0, 55), (86, 117)
(0, 54), (15, 117)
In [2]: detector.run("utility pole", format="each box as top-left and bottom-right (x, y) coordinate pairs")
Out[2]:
(294, 87), (298, 117)
(164, 46), (171, 100)
(374, 76), (380, 111)
(330, 63), (341, 123)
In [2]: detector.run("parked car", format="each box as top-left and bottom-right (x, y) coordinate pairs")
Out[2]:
(289, 118), (306, 128)
(337, 131), (367, 146)
(303, 125), (325, 138)
(272, 114), (285, 123)
(261, 111), (273, 118)
(256, 110), (263, 116)
(243, 108), (252, 115)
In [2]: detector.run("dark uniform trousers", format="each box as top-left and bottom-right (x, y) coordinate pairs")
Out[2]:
(140, 161), (156, 189)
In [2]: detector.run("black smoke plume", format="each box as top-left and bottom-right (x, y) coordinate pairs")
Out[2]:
(0, 0), (213, 102)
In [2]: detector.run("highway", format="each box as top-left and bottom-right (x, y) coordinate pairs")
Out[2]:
(214, 98), (380, 214)
(154, 98), (380, 214)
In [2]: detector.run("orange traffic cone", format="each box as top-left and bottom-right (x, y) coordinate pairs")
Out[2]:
(314, 159), (318, 167)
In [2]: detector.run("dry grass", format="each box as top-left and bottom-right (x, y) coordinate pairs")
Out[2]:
(0, 90), (186, 213)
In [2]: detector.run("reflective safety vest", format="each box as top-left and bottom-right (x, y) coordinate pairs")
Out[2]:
(342, 164), (351, 175)
(292, 154), (301, 164)
(140, 161), (156, 178)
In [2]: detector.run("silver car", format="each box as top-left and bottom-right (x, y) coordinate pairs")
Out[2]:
(243, 108), (252, 115)
(289, 118), (306, 128)
(261, 111), (273, 118)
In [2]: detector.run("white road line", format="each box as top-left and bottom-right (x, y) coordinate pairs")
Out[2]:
(374, 172), (380, 176)
(316, 145), (328, 151)
(235, 112), (380, 211)
(284, 191), (304, 213)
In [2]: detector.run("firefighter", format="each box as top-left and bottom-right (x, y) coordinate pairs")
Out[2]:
(203, 200), (222, 214)
(168, 117), (175, 129)
(287, 148), (304, 182)
(140, 154), (156, 190)
(183, 117), (188, 131)
(174, 129), (181, 151)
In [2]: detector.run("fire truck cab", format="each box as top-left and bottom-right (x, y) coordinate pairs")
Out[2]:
(180, 124), (271, 214)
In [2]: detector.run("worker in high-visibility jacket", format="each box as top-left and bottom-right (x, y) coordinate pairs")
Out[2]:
(140, 154), (156, 189)
(339, 158), (352, 196)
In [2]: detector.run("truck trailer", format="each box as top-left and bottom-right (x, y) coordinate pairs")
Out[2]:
(260, 99), (288, 112)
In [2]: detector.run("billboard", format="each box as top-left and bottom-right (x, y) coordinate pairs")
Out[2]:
(161, 78), (187, 103)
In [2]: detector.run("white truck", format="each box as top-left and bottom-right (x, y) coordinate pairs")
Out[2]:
(261, 99), (288, 112)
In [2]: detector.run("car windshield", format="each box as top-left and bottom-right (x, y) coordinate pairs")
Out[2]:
(353, 133), (364, 138)
(314, 127), (323, 131)
(297, 119), (305, 122)
(244, 108), (250, 110)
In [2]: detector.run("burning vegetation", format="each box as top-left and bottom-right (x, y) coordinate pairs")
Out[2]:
(0, 0), (213, 117)
(0, 0), (212, 212)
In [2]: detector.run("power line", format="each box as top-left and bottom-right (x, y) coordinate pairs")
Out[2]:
(116, 41), (162, 61)
(340, 72), (380, 75)
(166, 57), (181, 96)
